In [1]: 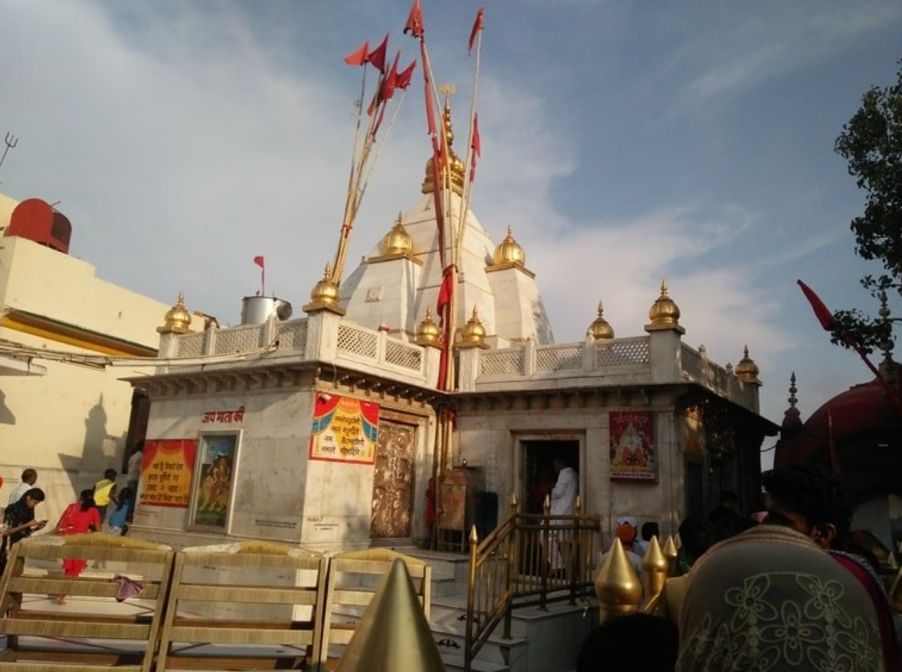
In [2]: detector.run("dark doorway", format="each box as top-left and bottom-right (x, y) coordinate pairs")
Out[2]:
(522, 439), (580, 514)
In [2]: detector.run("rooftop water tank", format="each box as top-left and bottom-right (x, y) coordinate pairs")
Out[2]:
(240, 296), (293, 325)
(6, 198), (71, 253)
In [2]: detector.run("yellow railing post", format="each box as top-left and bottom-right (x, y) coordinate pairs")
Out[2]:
(504, 495), (519, 639)
(594, 538), (642, 625)
(464, 525), (479, 672)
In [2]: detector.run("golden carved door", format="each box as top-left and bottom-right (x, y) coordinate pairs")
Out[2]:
(371, 419), (415, 538)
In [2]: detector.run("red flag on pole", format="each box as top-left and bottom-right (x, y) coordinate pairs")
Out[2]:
(380, 52), (401, 102)
(404, 0), (424, 39)
(797, 279), (836, 331)
(253, 256), (265, 269)
(397, 60), (416, 90)
(254, 256), (266, 296)
(470, 113), (481, 181)
(468, 7), (485, 55)
(368, 34), (389, 73)
(343, 41), (369, 66)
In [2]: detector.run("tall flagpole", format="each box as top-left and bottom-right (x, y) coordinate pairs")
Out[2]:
(456, 11), (485, 263)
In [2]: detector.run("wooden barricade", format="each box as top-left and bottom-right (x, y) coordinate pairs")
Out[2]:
(0, 533), (174, 672)
(156, 540), (328, 671)
(319, 548), (431, 670)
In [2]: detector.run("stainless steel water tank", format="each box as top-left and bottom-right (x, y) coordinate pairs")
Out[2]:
(240, 296), (293, 325)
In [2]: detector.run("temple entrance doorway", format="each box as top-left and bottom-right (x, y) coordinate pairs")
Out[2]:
(521, 439), (580, 514)
(370, 419), (416, 539)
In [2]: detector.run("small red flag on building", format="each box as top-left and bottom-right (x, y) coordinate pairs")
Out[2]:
(368, 34), (389, 73)
(253, 255), (265, 269)
(797, 279), (836, 331)
(470, 113), (481, 181)
(343, 41), (369, 66)
(254, 256), (266, 296)
(468, 7), (485, 55)
(404, 0), (424, 39)
(397, 60), (417, 90)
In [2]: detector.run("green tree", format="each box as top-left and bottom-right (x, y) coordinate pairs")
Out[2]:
(832, 59), (902, 354)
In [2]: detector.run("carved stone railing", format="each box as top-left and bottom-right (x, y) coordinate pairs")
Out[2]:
(680, 344), (748, 403)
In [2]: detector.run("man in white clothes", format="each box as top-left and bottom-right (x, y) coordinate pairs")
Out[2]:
(7, 469), (38, 507)
(549, 456), (578, 572)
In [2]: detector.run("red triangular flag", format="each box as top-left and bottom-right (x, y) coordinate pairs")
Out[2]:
(797, 279), (836, 331)
(424, 69), (437, 136)
(470, 114), (481, 181)
(397, 60), (416, 90)
(468, 7), (485, 55)
(343, 41), (369, 66)
(404, 0), (424, 39)
(368, 34), (389, 73)
(253, 256), (265, 269)
(380, 52), (401, 103)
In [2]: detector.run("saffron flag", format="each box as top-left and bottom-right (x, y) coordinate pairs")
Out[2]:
(343, 41), (369, 66)
(404, 0), (424, 39)
(397, 60), (416, 90)
(468, 7), (485, 54)
(368, 34), (389, 73)
(380, 52), (401, 102)
(253, 255), (265, 269)
(797, 279), (836, 331)
(470, 113), (481, 181)
(436, 268), (453, 324)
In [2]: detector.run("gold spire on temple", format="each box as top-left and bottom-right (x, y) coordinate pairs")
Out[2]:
(594, 538), (642, 624)
(304, 263), (345, 315)
(645, 279), (684, 333)
(415, 308), (441, 348)
(587, 301), (615, 340)
(492, 225), (526, 266)
(336, 559), (446, 672)
(735, 345), (762, 386)
(459, 307), (488, 348)
(421, 95), (466, 196)
(158, 291), (192, 334)
(642, 536), (669, 612)
(380, 212), (415, 257)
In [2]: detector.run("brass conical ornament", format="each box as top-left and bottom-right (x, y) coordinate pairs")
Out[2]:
(594, 538), (642, 624)
(380, 212), (415, 257)
(459, 307), (488, 349)
(587, 301), (615, 340)
(645, 279), (684, 333)
(662, 535), (679, 575)
(642, 536), (668, 606)
(336, 559), (446, 672)
(158, 291), (193, 334)
(421, 97), (466, 196)
(734, 345), (762, 386)
(415, 308), (441, 348)
(304, 263), (345, 315)
(492, 225), (526, 266)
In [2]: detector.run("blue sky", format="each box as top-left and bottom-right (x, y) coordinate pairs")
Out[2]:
(2, 0), (901, 447)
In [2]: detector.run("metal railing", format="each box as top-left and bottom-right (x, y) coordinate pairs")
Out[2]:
(464, 498), (601, 670)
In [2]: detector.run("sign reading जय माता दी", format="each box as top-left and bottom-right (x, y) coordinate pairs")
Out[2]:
(309, 393), (379, 464)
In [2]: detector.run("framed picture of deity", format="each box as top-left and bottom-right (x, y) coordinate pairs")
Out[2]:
(609, 411), (657, 481)
(188, 431), (241, 531)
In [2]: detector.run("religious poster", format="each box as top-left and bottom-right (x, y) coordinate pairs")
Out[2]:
(189, 432), (240, 529)
(140, 439), (197, 507)
(309, 392), (379, 464)
(609, 411), (656, 481)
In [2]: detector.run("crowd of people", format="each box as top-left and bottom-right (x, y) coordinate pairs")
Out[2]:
(579, 465), (902, 672)
(0, 447), (142, 579)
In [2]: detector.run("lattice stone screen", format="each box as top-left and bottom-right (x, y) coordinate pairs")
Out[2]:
(384, 339), (423, 371)
(536, 344), (583, 372)
(594, 337), (650, 368)
(337, 324), (378, 359)
(480, 349), (524, 377)
(215, 324), (264, 354)
(276, 319), (308, 351)
(176, 332), (206, 358)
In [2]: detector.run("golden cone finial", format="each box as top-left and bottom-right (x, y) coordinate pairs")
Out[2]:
(158, 290), (193, 334)
(645, 278), (683, 333)
(587, 300), (614, 340)
(415, 308), (441, 348)
(662, 536), (679, 576)
(459, 306), (488, 348)
(304, 262), (344, 315)
(469, 525), (479, 545)
(735, 344), (762, 386)
(336, 559), (445, 672)
(594, 538), (643, 624)
(642, 536), (668, 610)
(380, 212), (414, 257)
(490, 225), (526, 267)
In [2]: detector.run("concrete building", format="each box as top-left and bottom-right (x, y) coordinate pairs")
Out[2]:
(0, 193), (169, 523)
(129, 109), (777, 553)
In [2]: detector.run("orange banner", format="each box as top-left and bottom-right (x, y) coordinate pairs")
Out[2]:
(140, 439), (196, 507)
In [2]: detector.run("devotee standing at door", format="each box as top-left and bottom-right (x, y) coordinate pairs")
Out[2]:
(549, 455), (578, 572)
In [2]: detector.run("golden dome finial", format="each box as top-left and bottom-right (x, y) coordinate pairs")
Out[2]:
(587, 300), (614, 340)
(380, 212), (414, 257)
(781, 371), (802, 436)
(415, 308), (441, 348)
(158, 290), (193, 334)
(491, 225), (526, 267)
(459, 306), (487, 348)
(594, 538), (642, 624)
(421, 85), (465, 196)
(304, 262), (343, 314)
(735, 344), (761, 386)
(645, 278), (683, 333)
